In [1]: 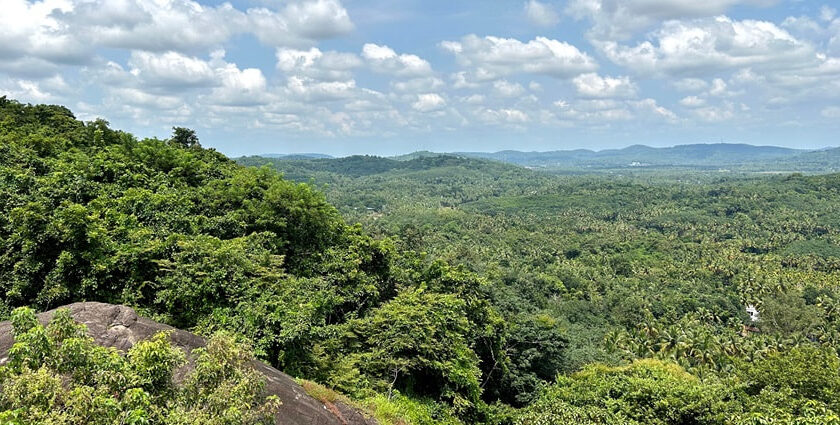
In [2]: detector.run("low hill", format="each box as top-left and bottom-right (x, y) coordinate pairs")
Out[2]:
(237, 153), (522, 180)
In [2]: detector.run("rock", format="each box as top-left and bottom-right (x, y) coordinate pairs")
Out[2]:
(0, 302), (377, 425)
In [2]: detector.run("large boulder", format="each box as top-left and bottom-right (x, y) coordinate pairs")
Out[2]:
(0, 302), (376, 425)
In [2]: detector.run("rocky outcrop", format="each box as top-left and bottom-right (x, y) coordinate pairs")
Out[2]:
(0, 302), (376, 425)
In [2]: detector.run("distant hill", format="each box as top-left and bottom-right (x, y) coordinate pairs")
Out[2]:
(759, 147), (840, 172)
(249, 143), (840, 174)
(237, 153), (517, 180)
(260, 153), (334, 159)
(453, 143), (810, 169)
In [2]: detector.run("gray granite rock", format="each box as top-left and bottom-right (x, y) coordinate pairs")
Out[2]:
(0, 302), (377, 425)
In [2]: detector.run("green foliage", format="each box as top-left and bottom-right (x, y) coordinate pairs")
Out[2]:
(517, 360), (735, 425)
(0, 307), (278, 424)
(0, 98), (506, 421)
(244, 150), (840, 423)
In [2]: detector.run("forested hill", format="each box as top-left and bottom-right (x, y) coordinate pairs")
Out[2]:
(238, 153), (521, 180)
(237, 154), (544, 212)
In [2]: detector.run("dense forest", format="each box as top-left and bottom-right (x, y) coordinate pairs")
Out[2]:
(2, 97), (840, 424)
(239, 153), (840, 423)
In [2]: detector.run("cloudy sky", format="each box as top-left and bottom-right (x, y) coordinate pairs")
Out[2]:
(3, 0), (840, 155)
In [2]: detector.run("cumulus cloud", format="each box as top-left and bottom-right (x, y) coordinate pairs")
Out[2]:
(572, 73), (637, 98)
(0, 0), (89, 67)
(0, 0), (355, 70)
(566, 0), (778, 40)
(392, 77), (445, 93)
(477, 108), (530, 125)
(596, 16), (814, 77)
(276, 47), (362, 81)
(412, 93), (447, 112)
(206, 52), (269, 106)
(128, 51), (216, 88)
(630, 98), (678, 121)
(525, 0), (560, 27)
(493, 80), (526, 97)
(91, 49), (270, 108)
(0, 76), (71, 102)
(707, 78), (742, 97)
(280, 0), (354, 39)
(109, 87), (185, 110)
(558, 99), (633, 122)
(362, 44), (433, 77)
(680, 95), (706, 108)
(553, 97), (678, 124)
(285, 76), (359, 102)
(441, 35), (598, 79)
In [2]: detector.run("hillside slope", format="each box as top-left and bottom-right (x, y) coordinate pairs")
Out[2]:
(0, 97), (509, 423)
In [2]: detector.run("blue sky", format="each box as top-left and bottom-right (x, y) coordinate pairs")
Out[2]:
(2, 0), (839, 156)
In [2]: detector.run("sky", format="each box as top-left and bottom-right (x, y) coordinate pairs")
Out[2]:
(2, 0), (840, 156)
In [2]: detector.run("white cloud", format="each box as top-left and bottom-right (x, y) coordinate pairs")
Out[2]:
(0, 0), (89, 65)
(597, 16), (814, 77)
(693, 101), (738, 122)
(707, 77), (741, 97)
(128, 51), (216, 88)
(392, 77), (445, 93)
(0, 0), (355, 71)
(821, 6), (837, 23)
(461, 94), (486, 105)
(450, 72), (480, 89)
(362, 44), (433, 77)
(109, 87), (185, 110)
(206, 55), (269, 106)
(630, 98), (678, 121)
(493, 80), (526, 97)
(280, 0), (354, 39)
(554, 97), (677, 124)
(276, 47), (361, 81)
(781, 15), (825, 39)
(558, 99), (633, 122)
(477, 108), (530, 124)
(679, 95), (706, 108)
(285, 76), (359, 102)
(441, 35), (598, 79)
(525, 0), (560, 27)
(572, 73), (637, 98)
(566, 0), (777, 40)
(0, 77), (67, 102)
(412, 93), (447, 112)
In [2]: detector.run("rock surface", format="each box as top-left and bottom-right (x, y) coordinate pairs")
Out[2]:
(0, 302), (376, 425)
